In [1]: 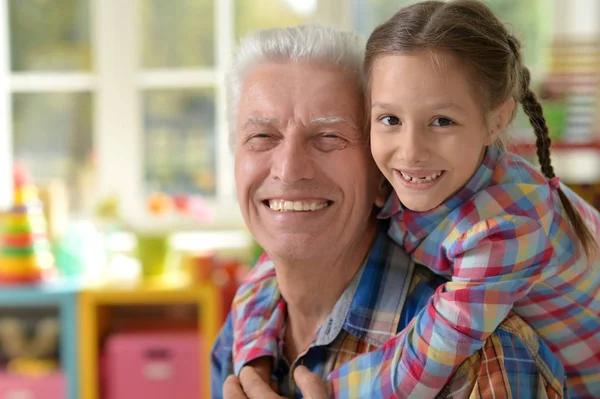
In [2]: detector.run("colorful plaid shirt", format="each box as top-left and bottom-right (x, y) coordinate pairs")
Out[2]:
(211, 228), (568, 398)
(375, 146), (600, 398)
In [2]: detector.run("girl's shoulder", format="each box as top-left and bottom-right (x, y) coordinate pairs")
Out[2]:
(444, 154), (557, 236)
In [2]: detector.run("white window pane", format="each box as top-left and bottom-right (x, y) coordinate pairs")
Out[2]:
(485, 0), (550, 71)
(353, 0), (415, 35)
(9, 0), (91, 71)
(141, 0), (215, 68)
(143, 89), (216, 196)
(12, 92), (94, 212)
(354, 0), (550, 73)
(235, 0), (317, 39)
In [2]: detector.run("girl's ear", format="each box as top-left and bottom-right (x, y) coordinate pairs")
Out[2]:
(485, 97), (516, 145)
(375, 176), (392, 208)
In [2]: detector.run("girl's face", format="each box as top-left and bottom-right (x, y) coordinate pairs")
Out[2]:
(370, 52), (507, 212)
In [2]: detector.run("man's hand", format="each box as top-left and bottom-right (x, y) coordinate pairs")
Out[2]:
(293, 366), (329, 399)
(223, 375), (249, 399)
(223, 366), (282, 399)
(245, 356), (274, 386)
(223, 363), (329, 399)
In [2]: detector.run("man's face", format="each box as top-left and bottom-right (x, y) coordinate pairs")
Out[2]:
(235, 62), (380, 263)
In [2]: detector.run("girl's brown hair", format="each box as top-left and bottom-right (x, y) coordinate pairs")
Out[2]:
(365, 0), (596, 254)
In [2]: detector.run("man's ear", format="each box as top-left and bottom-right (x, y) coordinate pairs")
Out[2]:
(375, 177), (392, 208)
(485, 97), (516, 145)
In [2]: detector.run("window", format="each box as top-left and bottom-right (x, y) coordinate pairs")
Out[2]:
(133, 0), (317, 227)
(4, 0), (94, 213)
(0, 0), (320, 226)
(353, 0), (552, 75)
(0, 0), (562, 225)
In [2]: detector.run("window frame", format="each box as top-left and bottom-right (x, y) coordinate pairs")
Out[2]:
(92, 0), (242, 229)
(0, 0), (10, 210)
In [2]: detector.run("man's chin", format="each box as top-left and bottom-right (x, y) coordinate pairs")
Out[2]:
(263, 235), (326, 264)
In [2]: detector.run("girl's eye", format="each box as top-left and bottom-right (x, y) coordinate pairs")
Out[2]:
(380, 116), (400, 126)
(432, 117), (454, 127)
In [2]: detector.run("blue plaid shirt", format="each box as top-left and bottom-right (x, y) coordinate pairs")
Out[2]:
(211, 226), (567, 398)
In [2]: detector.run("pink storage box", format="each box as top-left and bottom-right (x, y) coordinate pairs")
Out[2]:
(103, 331), (202, 399)
(0, 372), (65, 399)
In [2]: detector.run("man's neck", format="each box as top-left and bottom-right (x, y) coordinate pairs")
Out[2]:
(273, 223), (378, 361)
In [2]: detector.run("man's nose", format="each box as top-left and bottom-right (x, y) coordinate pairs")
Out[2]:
(398, 125), (430, 165)
(271, 136), (315, 183)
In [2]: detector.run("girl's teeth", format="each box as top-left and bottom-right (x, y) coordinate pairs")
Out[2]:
(400, 171), (443, 183)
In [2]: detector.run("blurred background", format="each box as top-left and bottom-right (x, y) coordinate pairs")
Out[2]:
(0, 0), (597, 398)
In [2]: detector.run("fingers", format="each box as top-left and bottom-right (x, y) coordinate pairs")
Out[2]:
(246, 356), (273, 385)
(223, 375), (248, 399)
(239, 366), (283, 399)
(294, 366), (329, 399)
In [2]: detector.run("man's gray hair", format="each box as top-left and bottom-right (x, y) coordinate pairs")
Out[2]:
(226, 24), (366, 150)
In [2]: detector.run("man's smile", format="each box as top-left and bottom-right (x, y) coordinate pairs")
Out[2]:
(264, 199), (333, 212)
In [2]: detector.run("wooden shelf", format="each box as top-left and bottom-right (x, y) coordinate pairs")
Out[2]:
(0, 277), (81, 399)
(78, 278), (222, 399)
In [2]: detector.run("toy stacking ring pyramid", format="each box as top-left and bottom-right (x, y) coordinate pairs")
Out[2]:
(0, 164), (55, 284)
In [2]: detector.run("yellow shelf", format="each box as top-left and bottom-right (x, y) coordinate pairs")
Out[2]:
(78, 277), (222, 399)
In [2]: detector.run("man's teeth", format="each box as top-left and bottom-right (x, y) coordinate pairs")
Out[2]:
(400, 171), (443, 183)
(268, 200), (329, 212)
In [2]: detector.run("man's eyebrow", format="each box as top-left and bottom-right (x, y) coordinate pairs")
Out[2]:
(310, 116), (357, 129)
(242, 117), (279, 129)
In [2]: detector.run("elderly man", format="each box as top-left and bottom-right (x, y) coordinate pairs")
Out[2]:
(211, 25), (567, 399)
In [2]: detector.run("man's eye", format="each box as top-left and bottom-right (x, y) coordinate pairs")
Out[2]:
(250, 133), (272, 139)
(379, 116), (400, 126)
(432, 117), (455, 127)
(314, 134), (347, 152)
(244, 134), (278, 151)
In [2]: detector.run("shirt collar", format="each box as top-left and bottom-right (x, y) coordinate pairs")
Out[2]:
(377, 145), (502, 246)
(314, 226), (415, 347)
(313, 259), (365, 346)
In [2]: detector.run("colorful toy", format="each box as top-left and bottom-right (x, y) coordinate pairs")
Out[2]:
(147, 192), (213, 223)
(0, 316), (64, 398)
(0, 317), (60, 373)
(0, 163), (55, 283)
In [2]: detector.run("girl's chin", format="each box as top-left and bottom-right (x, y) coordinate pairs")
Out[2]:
(395, 189), (446, 212)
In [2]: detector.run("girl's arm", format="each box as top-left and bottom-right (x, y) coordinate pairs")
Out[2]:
(230, 253), (285, 375)
(339, 214), (556, 397)
(328, 313), (567, 399)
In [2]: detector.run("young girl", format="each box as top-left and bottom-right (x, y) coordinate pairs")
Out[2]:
(230, 1), (600, 397)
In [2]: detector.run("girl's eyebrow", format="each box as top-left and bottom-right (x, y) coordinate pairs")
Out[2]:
(371, 102), (393, 110)
(429, 102), (466, 113)
(371, 101), (467, 113)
